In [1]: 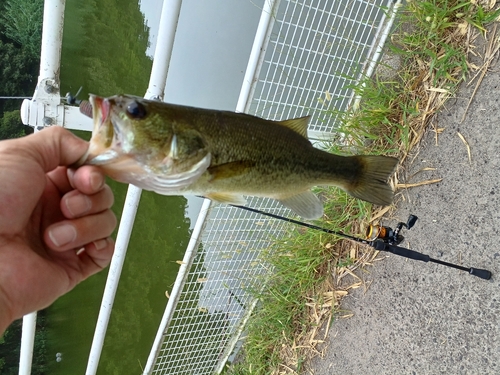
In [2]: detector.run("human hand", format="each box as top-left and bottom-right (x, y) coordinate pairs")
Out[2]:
(0, 126), (116, 333)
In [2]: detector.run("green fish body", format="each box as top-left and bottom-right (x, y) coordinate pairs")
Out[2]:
(80, 95), (398, 219)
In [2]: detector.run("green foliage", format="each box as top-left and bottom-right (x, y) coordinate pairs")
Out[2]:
(0, 313), (48, 375)
(60, 0), (153, 98)
(0, 38), (39, 114)
(0, 320), (21, 374)
(1, 0), (43, 59)
(391, 0), (469, 85)
(226, 1), (500, 373)
(0, 110), (32, 140)
(98, 188), (191, 375)
(336, 0), (500, 159)
(0, 0), (160, 373)
(226, 192), (368, 375)
(465, 5), (500, 33)
(0, 0), (41, 118)
(394, 0), (499, 85)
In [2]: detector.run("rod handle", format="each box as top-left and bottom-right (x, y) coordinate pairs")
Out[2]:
(372, 241), (430, 262)
(469, 268), (492, 280)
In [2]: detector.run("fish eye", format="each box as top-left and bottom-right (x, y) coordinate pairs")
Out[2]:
(126, 101), (147, 119)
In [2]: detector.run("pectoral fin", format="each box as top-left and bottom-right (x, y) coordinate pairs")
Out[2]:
(208, 161), (255, 181)
(278, 191), (323, 220)
(205, 192), (247, 206)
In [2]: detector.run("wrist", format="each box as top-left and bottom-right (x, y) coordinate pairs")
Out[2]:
(0, 316), (10, 336)
(0, 285), (14, 335)
(0, 302), (13, 336)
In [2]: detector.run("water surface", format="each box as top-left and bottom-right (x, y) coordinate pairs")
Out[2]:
(46, 1), (192, 373)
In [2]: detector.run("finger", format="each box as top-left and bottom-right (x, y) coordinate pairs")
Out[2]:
(67, 165), (106, 195)
(77, 237), (115, 276)
(46, 166), (73, 194)
(61, 185), (114, 219)
(23, 126), (89, 172)
(46, 165), (106, 196)
(44, 209), (117, 251)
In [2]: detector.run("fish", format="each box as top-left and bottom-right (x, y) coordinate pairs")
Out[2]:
(77, 94), (398, 219)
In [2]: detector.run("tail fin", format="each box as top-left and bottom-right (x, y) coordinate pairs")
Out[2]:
(346, 155), (398, 206)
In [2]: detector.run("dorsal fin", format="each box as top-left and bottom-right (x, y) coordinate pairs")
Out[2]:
(275, 116), (310, 138)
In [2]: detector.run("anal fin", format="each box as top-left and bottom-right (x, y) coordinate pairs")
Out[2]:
(278, 191), (323, 220)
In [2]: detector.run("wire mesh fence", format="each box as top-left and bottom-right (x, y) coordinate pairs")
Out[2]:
(150, 198), (292, 374)
(147, 0), (395, 374)
(249, 0), (393, 137)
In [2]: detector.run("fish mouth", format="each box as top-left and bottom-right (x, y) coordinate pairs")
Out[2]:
(74, 94), (211, 192)
(94, 96), (109, 124)
(76, 95), (120, 167)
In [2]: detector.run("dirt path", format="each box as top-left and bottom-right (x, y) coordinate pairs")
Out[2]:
(310, 34), (500, 375)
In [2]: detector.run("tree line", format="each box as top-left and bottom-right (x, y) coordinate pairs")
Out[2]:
(0, 0), (46, 372)
(0, 0), (154, 372)
(0, 0), (42, 140)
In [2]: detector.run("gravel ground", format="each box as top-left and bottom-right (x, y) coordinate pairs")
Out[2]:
(310, 32), (500, 375)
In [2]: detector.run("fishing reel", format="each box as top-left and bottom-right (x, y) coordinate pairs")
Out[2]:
(233, 204), (491, 280)
(365, 214), (418, 245)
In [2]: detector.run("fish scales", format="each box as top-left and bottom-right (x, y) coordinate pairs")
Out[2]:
(128, 102), (362, 197)
(79, 94), (398, 219)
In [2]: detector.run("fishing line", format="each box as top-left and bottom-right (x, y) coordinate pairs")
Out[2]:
(229, 203), (492, 280)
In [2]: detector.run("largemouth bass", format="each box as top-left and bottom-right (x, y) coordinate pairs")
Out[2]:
(78, 94), (398, 219)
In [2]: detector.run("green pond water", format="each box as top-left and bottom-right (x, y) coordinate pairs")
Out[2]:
(46, 0), (192, 373)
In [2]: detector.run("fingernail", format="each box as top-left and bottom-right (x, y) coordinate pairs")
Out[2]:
(90, 171), (104, 191)
(49, 224), (77, 247)
(65, 194), (91, 217)
(67, 169), (76, 189)
(93, 238), (109, 251)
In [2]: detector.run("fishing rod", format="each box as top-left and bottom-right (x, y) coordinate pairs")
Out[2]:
(74, 97), (490, 280)
(229, 204), (492, 280)
(0, 88), (84, 102)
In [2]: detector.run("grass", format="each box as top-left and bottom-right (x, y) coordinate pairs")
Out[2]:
(225, 1), (500, 374)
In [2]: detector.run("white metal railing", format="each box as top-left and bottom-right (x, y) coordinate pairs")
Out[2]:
(142, 1), (282, 372)
(20, 0), (91, 132)
(84, 185), (143, 375)
(19, 0), (399, 374)
(19, 1), (82, 374)
(85, 1), (183, 373)
(144, 1), (399, 374)
(18, 0), (183, 374)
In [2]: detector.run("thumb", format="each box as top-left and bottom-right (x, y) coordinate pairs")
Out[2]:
(23, 126), (89, 172)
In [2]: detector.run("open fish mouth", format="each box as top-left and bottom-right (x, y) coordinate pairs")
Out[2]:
(85, 95), (120, 165)
(74, 94), (212, 192)
(73, 95), (117, 167)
